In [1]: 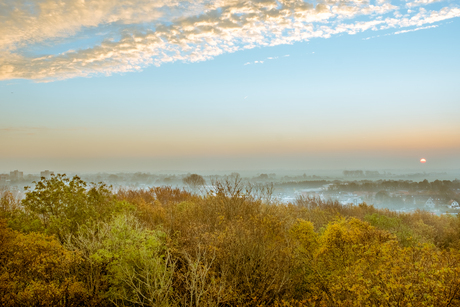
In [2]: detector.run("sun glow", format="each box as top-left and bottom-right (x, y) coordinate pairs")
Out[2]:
(420, 158), (427, 163)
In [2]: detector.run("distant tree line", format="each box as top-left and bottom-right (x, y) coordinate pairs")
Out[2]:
(329, 179), (460, 192)
(329, 179), (460, 202)
(343, 170), (380, 177)
(275, 180), (330, 188)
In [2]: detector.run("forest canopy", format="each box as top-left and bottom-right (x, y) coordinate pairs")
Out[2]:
(2, 174), (460, 306)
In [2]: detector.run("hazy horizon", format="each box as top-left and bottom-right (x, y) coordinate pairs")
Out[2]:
(1, 155), (459, 175)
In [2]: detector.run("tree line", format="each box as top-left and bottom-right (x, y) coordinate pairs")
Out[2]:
(329, 179), (460, 192)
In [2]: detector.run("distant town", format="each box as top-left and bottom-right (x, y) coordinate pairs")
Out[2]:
(1, 169), (459, 215)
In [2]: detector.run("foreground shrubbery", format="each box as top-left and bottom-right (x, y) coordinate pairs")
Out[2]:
(2, 175), (460, 306)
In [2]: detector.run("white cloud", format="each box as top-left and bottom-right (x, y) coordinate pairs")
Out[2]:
(362, 35), (382, 40)
(0, 0), (459, 81)
(406, 0), (443, 9)
(393, 24), (438, 34)
(247, 56), (279, 65)
(0, 0), (203, 52)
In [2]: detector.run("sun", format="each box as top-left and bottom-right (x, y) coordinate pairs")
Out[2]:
(420, 158), (427, 163)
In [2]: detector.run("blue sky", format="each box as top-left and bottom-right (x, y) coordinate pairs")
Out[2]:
(0, 0), (459, 172)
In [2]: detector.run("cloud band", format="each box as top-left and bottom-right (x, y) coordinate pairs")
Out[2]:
(0, 0), (458, 81)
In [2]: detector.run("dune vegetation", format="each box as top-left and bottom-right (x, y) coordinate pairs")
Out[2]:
(2, 174), (460, 306)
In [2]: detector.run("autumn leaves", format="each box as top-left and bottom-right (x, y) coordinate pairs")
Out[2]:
(1, 175), (460, 306)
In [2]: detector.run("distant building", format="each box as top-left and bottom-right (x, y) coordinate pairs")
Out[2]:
(365, 171), (380, 177)
(0, 174), (9, 184)
(9, 170), (23, 181)
(40, 170), (54, 179)
(343, 170), (364, 177)
(426, 198), (435, 208)
(449, 200), (460, 209)
(337, 193), (363, 206)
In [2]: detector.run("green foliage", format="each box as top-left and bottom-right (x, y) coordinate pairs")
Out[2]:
(364, 213), (416, 246)
(68, 214), (173, 307)
(365, 212), (438, 247)
(22, 174), (119, 241)
(0, 190), (44, 232)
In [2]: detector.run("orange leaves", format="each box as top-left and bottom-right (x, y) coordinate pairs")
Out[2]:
(0, 220), (87, 306)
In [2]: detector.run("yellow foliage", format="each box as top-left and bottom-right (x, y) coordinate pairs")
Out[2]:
(294, 218), (460, 306)
(4, 177), (460, 306)
(0, 219), (87, 306)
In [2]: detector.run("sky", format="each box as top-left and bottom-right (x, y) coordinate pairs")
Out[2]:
(0, 0), (459, 173)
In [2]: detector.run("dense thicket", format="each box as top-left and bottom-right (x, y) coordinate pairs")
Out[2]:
(2, 175), (460, 306)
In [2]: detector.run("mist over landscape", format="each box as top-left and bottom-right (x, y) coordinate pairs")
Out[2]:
(2, 168), (460, 215)
(1, 0), (460, 305)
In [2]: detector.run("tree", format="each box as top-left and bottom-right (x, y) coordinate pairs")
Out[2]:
(22, 174), (116, 242)
(290, 218), (460, 306)
(183, 174), (206, 190)
(375, 190), (390, 202)
(68, 214), (173, 307)
(0, 219), (87, 306)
